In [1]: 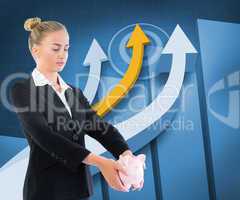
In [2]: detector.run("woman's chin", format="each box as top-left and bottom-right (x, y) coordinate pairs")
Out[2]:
(56, 65), (65, 72)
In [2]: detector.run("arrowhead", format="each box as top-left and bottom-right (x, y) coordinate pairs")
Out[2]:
(83, 38), (108, 66)
(162, 25), (197, 54)
(126, 24), (150, 48)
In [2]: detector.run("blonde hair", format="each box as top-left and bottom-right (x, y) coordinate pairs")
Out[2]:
(24, 17), (67, 52)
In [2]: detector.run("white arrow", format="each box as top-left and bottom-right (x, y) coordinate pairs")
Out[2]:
(0, 25), (197, 200)
(83, 38), (108, 104)
(0, 146), (29, 172)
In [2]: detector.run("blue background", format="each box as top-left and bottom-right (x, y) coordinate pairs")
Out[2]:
(0, 0), (240, 200)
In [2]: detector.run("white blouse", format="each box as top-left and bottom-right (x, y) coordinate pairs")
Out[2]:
(31, 67), (72, 118)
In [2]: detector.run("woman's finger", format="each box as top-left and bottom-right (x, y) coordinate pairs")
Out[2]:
(115, 161), (129, 176)
(113, 172), (129, 192)
(131, 186), (138, 191)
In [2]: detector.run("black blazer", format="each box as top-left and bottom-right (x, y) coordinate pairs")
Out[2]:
(10, 75), (130, 200)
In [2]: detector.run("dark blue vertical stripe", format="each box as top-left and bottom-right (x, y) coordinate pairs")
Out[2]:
(150, 139), (164, 200)
(147, 60), (164, 200)
(100, 174), (110, 200)
(195, 23), (217, 200)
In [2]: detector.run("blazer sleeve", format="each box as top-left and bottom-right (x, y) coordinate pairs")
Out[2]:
(10, 82), (92, 172)
(77, 88), (131, 160)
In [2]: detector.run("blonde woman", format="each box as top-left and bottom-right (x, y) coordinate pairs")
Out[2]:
(10, 17), (134, 200)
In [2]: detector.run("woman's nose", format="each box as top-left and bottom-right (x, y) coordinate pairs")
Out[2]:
(58, 51), (67, 59)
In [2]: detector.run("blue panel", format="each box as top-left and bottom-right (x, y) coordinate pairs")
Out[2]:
(157, 73), (209, 200)
(91, 174), (103, 200)
(198, 19), (240, 200)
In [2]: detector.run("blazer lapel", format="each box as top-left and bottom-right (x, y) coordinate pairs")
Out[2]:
(64, 88), (75, 119)
(67, 86), (86, 122)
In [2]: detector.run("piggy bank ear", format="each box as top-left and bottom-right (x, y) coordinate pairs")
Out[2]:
(137, 154), (146, 169)
(119, 154), (130, 165)
(137, 154), (146, 162)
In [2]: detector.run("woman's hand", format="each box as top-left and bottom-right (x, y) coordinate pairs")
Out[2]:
(82, 153), (129, 192)
(98, 157), (129, 192)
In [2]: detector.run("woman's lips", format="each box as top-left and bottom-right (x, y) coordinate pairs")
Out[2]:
(56, 62), (65, 66)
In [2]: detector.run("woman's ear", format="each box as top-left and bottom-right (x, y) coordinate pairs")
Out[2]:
(31, 44), (40, 59)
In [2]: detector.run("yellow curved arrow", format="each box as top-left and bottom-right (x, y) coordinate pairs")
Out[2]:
(92, 24), (150, 117)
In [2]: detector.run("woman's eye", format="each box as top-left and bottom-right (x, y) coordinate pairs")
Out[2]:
(52, 48), (69, 52)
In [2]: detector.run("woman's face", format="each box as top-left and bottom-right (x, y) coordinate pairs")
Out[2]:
(32, 29), (69, 73)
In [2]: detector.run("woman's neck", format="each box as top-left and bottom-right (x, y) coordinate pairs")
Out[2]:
(36, 66), (59, 86)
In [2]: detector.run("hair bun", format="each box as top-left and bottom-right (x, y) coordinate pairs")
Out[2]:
(24, 17), (42, 32)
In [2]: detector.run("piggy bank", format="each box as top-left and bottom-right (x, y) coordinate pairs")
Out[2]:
(117, 154), (146, 191)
